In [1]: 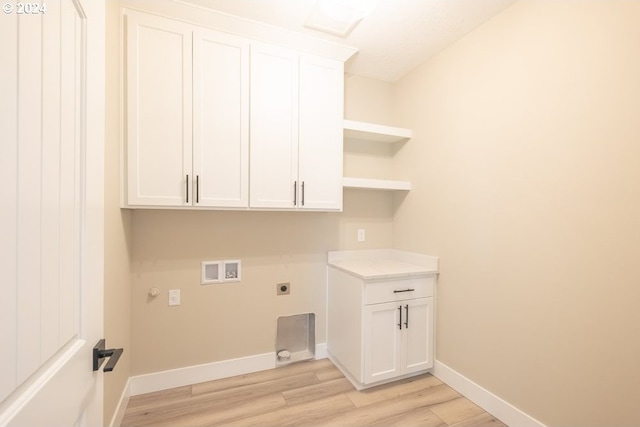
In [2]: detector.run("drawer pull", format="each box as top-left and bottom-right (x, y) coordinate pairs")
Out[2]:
(393, 289), (415, 293)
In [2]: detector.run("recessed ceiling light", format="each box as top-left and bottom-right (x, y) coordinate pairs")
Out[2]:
(305, 0), (376, 38)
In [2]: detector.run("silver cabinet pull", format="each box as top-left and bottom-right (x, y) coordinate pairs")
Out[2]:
(398, 305), (403, 330)
(186, 174), (189, 204)
(196, 175), (200, 204)
(293, 181), (297, 206)
(301, 181), (305, 206)
(405, 304), (409, 328)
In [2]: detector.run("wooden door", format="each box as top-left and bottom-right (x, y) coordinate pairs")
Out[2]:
(193, 29), (249, 208)
(126, 10), (192, 206)
(0, 0), (105, 425)
(249, 42), (299, 209)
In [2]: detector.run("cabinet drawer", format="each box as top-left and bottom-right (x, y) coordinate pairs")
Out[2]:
(364, 276), (434, 305)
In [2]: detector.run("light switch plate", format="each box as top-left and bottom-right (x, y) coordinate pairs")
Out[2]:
(168, 289), (180, 306)
(357, 229), (366, 242)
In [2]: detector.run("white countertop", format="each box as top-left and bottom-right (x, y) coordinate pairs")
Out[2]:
(327, 249), (439, 280)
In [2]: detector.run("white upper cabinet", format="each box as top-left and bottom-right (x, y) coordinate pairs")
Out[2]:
(249, 43), (299, 209)
(125, 11), (250, 208)
(126, 11), (193, 206)
(250, 44), (344, 211)
(193, 29), (249, 208)
(124, 10), (345, 211)
(298, 55), (344, 211)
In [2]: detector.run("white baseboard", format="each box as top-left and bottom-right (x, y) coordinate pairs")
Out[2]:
(433, 360), (546, 427)
(315, 342), (328, 359)
(108, 378), (131, 427)
(129, 343), (328, 396)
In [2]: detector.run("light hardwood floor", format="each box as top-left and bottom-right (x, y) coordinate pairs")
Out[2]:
(122, 359), (507, 427)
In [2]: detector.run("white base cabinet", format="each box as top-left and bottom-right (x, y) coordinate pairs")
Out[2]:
(364, 297), (433, 384)
(327, 250), (438, 390)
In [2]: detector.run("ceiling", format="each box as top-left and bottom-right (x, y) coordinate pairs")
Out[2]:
(177, 0), (517, 82)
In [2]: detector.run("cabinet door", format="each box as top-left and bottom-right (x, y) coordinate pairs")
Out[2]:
(298, 55), (344, 211)
(126, 11), (192, 206)
(402, 297), (434, 375)
(193, 29), (249, 208)
(363, 301), (402, 384)
(249, 43), (299, 209)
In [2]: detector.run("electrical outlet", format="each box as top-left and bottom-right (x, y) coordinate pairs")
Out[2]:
(357, 229), (366, 242)
(277, 282), (290, 295)
(168, 289), (181, 306)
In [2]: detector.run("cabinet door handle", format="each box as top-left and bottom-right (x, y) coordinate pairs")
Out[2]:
(186, 174), (189, 204)
(398, 305), (403, 330)
(301, 181), (305, 206)
(293, 181), (297, 206)
(405, 304), (409, 328)
(393, 289), (415, 293)
(196, 175), (200, 204)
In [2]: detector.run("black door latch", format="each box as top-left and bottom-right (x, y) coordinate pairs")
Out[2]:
(93, 339), (123, 372)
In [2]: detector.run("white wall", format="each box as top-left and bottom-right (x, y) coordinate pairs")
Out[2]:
(392, 1), (640, 425)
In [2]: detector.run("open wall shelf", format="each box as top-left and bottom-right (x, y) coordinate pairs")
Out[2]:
(343, 119), (412, 144)
(343, 120), (413, 192)
(343, 177), (411, 191)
